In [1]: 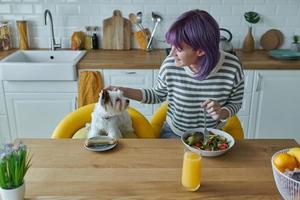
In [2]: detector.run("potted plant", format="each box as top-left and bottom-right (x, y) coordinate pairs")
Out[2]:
(0, 141), (32, 200)
(290, 35), (300, 52)
(243, 11), (260, 52)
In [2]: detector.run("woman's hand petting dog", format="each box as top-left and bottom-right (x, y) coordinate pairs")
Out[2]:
(201, 99), (230, 121)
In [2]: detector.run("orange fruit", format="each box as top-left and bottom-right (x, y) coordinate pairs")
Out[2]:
(273, 153), (298, 172)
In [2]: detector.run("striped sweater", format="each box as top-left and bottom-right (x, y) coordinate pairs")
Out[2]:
(141, 51), (244, 136)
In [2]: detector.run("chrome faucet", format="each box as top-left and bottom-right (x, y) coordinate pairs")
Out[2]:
(44, 9), (61, 50)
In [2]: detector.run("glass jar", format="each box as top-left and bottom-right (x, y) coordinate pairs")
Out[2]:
(0, 21), (12, 50)
(84, 26), (92, 50)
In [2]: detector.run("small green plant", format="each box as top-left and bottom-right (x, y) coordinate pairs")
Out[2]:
(244, 11), (260, 26)
(0, 141), (32, 189)
(293, 35), (299, 44)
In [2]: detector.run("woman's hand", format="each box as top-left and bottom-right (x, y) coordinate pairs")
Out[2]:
(105, 85), (122, 91)
(201, 99), (230, 120)
(104, 85), (143, 102)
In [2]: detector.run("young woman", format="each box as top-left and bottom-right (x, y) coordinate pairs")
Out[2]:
(107, 9), (244, 138)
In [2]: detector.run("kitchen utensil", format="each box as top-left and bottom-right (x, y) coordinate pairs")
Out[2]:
(146, 12), (163, 51)
(129, 13), (143, 32)
(271, 149), (300, 200)
(129, 13), (149, 37)
(260, 29), (284, 50)
(181, 128), (235, 157)
(103, 10), (131, 50)
(269, 49), (300, 60)
(136, 12), (145, 30)
(203, 108), (209, 140)
(219, 28), (233, 53)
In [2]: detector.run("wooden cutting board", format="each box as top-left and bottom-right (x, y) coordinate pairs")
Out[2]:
(260, 29), (284, 50)
(102, 10), (131, 50)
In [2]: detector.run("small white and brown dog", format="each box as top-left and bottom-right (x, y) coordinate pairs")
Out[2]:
(87, 89), (134, 139)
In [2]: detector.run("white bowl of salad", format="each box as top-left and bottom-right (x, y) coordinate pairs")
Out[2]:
(181, 128), (235, 157)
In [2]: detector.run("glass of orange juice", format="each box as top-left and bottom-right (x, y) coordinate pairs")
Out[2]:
(181, 149), (202, 191)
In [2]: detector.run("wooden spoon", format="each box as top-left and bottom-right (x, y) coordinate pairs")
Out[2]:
(129, 13), (146, 35)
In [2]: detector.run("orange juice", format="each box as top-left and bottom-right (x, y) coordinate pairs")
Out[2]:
(181, 151), (202, 191)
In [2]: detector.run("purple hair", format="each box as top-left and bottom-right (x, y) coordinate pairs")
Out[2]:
(165, 9), (220, 80)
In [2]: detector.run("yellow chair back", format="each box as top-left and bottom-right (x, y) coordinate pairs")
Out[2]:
(150, 103), (244, 140)
(52, 102), (244, 140)
(52, 104), (156, 139)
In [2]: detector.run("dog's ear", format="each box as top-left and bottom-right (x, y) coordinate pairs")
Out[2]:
(100, 89), (110, 106)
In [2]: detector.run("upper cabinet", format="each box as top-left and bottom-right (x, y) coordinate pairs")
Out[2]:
(248, 70), (300, 143)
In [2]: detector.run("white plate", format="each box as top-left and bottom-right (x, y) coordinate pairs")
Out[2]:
(181, 128), (235, 157)
(84, 142), (117, 152)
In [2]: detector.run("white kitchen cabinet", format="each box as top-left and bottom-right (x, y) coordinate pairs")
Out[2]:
(0, 80), (6, 115)
(248, 70), (300, 143)
(103, 69), (154, 118)
(3, 81), (77, 139)
(0, 115), (10, 143)
(0, 80), (11, 142)
(236, 70), (254, 137)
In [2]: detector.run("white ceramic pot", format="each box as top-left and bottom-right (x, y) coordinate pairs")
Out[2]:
(0, 182), (25, 200)
(290, 43), (300, 52)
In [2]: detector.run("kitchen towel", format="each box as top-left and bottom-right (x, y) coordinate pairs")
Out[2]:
(78, 71), (103, 108)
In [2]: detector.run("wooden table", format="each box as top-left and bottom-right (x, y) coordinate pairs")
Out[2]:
(21, 139), (297, 199)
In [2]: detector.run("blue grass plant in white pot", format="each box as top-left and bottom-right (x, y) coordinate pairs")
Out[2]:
(0, 141), (32, 200)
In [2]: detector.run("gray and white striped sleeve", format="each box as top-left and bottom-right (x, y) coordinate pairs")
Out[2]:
(140, 58), (170, 104)
(223, 64), (245, 116)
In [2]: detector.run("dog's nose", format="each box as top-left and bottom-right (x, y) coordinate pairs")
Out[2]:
(126, 99), (130, 104)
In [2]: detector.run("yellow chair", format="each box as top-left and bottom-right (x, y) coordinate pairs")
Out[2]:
(150, 103), (244, 140)
(51, 103), (156, 139)
(52, 102), (244, 140)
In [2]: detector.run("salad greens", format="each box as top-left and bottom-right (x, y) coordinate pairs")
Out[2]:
(185, 132), (229, 151)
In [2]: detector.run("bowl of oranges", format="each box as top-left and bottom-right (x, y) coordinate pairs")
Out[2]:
(271, 147), (300, 199)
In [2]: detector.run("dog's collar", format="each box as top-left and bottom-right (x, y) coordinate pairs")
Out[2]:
(102, 115), (116, 120)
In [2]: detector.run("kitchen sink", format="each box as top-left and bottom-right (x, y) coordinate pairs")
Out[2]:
(0, 50), (86, 80)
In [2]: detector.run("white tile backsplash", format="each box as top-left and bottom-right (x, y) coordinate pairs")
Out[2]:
(0, 4), (11, 14)
(12, 4), (33, 14)
(0, 0), (299, 49)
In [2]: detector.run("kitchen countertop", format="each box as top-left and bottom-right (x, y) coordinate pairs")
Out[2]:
(1, 49), (300, 70)
(0, 49), (15, 60)
(235, 50), (300, 69)
(77, 49), (165, 69)
(23, 138), (297, 199)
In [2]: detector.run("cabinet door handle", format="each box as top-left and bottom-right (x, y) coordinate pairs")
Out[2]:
(256, 73), (262, 92)
(125, 72), (137, 75)
(75, 96), (78, 109)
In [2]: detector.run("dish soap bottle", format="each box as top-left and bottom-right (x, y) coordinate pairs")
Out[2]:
(91, 26), (98, 49)
(84, 26), (92, 50)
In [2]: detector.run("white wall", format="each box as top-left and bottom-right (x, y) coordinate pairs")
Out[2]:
(0, 0), (299, 50)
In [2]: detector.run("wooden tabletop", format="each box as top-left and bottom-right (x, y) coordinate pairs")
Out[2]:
(20, 139), (298, 199)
